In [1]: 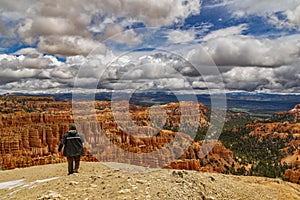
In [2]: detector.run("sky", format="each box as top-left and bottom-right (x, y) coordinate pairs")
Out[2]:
(0, 0), (300, 94)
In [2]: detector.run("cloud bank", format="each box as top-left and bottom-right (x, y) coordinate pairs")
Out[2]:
(0, 0), (300, 94)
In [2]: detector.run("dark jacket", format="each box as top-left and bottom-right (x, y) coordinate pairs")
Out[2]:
(58, 130), (85, 157)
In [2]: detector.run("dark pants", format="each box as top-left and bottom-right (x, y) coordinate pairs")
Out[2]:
(67, 156), (81, 174)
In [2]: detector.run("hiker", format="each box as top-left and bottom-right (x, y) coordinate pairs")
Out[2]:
(58, 124), (85, 175)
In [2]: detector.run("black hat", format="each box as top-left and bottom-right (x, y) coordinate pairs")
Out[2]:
(70, 124), (77, 130)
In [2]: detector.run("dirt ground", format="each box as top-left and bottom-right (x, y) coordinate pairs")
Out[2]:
(0, 161), (300, 200)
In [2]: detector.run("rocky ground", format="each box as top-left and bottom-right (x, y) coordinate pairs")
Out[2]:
(0, 162), (300, 200)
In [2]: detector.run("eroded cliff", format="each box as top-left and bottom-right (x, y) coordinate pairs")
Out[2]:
(0, 95), (236, 174)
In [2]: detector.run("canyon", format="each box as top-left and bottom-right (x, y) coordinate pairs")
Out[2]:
(0, 94), (236, 174)
(1, 94), (300, 184)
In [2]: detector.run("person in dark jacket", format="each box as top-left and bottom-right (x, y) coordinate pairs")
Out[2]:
(58, 124), (85, 175)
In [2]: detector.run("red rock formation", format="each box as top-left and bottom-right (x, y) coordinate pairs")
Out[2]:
(0, 95), (75, 169)
(0, 95), (235, 175)
(246, 103), (300, 183)
(284, 169), (300, 183)
(288, 104), (300, 122)
(167, 140), (236, 173)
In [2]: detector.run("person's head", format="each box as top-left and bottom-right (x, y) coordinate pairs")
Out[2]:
(70, 123), (77, 130)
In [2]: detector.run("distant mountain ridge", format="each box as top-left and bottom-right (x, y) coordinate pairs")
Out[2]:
(4, 92), (299, 116)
